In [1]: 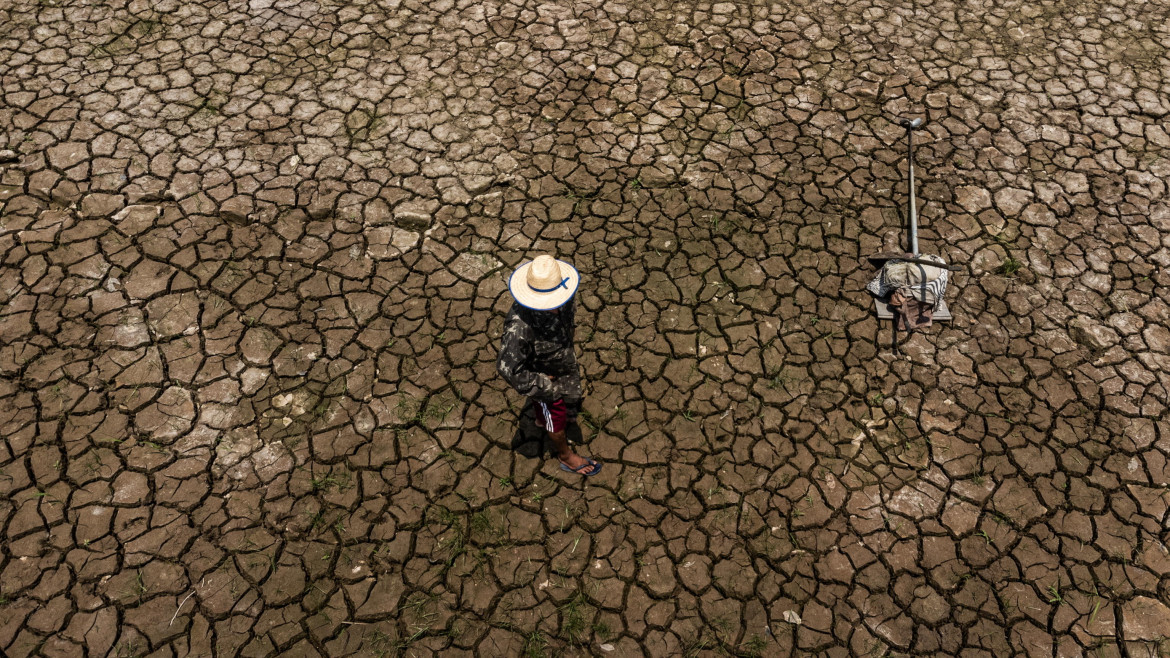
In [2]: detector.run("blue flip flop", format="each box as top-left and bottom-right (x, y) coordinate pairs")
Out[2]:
(559, 458), (602, 476)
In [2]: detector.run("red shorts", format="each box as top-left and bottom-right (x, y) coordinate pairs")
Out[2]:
(534, 399), (568, 433)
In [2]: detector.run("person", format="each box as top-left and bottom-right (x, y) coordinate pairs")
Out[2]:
(497, 255), (601, 476)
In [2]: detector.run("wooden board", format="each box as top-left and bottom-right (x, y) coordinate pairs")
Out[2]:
(875, 298), (952, 321)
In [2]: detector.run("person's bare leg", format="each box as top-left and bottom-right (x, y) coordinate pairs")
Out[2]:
(548, 430), (587, 470)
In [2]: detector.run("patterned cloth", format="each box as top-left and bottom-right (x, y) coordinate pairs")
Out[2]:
(887, 290), (935, 332)
(496, 301), (582, 402)
(866, 254), (948, 310)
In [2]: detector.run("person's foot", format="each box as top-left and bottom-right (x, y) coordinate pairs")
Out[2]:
(558, 454), (602, 476)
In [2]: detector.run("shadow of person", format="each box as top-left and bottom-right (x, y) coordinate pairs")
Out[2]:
(510, 426), (544, 458)
(508, 400), (586, 458)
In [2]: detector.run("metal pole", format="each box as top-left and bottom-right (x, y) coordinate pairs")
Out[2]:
(898, 117), (924, 255)
(907, 123), (918, 255)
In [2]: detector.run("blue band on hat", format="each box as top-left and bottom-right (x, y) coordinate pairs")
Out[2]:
(531, 277), (569, 293)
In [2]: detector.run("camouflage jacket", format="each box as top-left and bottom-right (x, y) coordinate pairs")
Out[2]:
(497, 301), (582, 402)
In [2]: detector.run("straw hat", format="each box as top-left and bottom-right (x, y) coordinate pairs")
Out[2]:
(507, 255), (579, 310)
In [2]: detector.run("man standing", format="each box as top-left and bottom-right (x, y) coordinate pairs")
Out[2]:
(497, 255), (602, 476)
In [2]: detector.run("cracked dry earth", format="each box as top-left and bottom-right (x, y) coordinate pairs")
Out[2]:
(2, 0), (1170, 656)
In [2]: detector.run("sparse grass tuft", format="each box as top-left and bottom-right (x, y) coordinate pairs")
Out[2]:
(559, 590), (591, 645)
(743, 634), (768, 657)
(310, 470), (351, 494)
(1046, 580), (1064, 606)
(522, 630), (548, 658)
(683, 632), (715, 658)
(767, 369), (794, 390)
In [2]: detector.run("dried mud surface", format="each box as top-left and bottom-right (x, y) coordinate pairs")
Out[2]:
(2, 0), (1170, 656)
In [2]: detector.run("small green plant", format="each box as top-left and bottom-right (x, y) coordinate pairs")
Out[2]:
(115, 640), (143, 658)
(743, 634), (768, 657)
(401, 591), (440, 641)
(433, 506), (459, 526)
(996, 591), (1017, 616)
(119, 570), (149, 605)
(310, 397), (333, 418)
(998, 257), (1022, 276)
(365, 628), (393, 657)
(310, 471), (350, 494)
(1088, 589), (1102, 624)
(470, 510), (498, 538)
(578, 411), (597, 434)
(1046, 580), (1064, 605)
(395, 394), (422, 424)
(143, 441), (168, 455)
(767, 369), (792, 389)
(194, 95), (221, 116)
(1086, 638), (1118, 658)
(522, 631), (548, 658)
(420, 395), (457, 424)
(629, 178), (642, 190)
(710, 616), (735, 637)
(498, 476), (513, 487)
(560, 591), (590, 644)
(683, 633), (715, 658)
